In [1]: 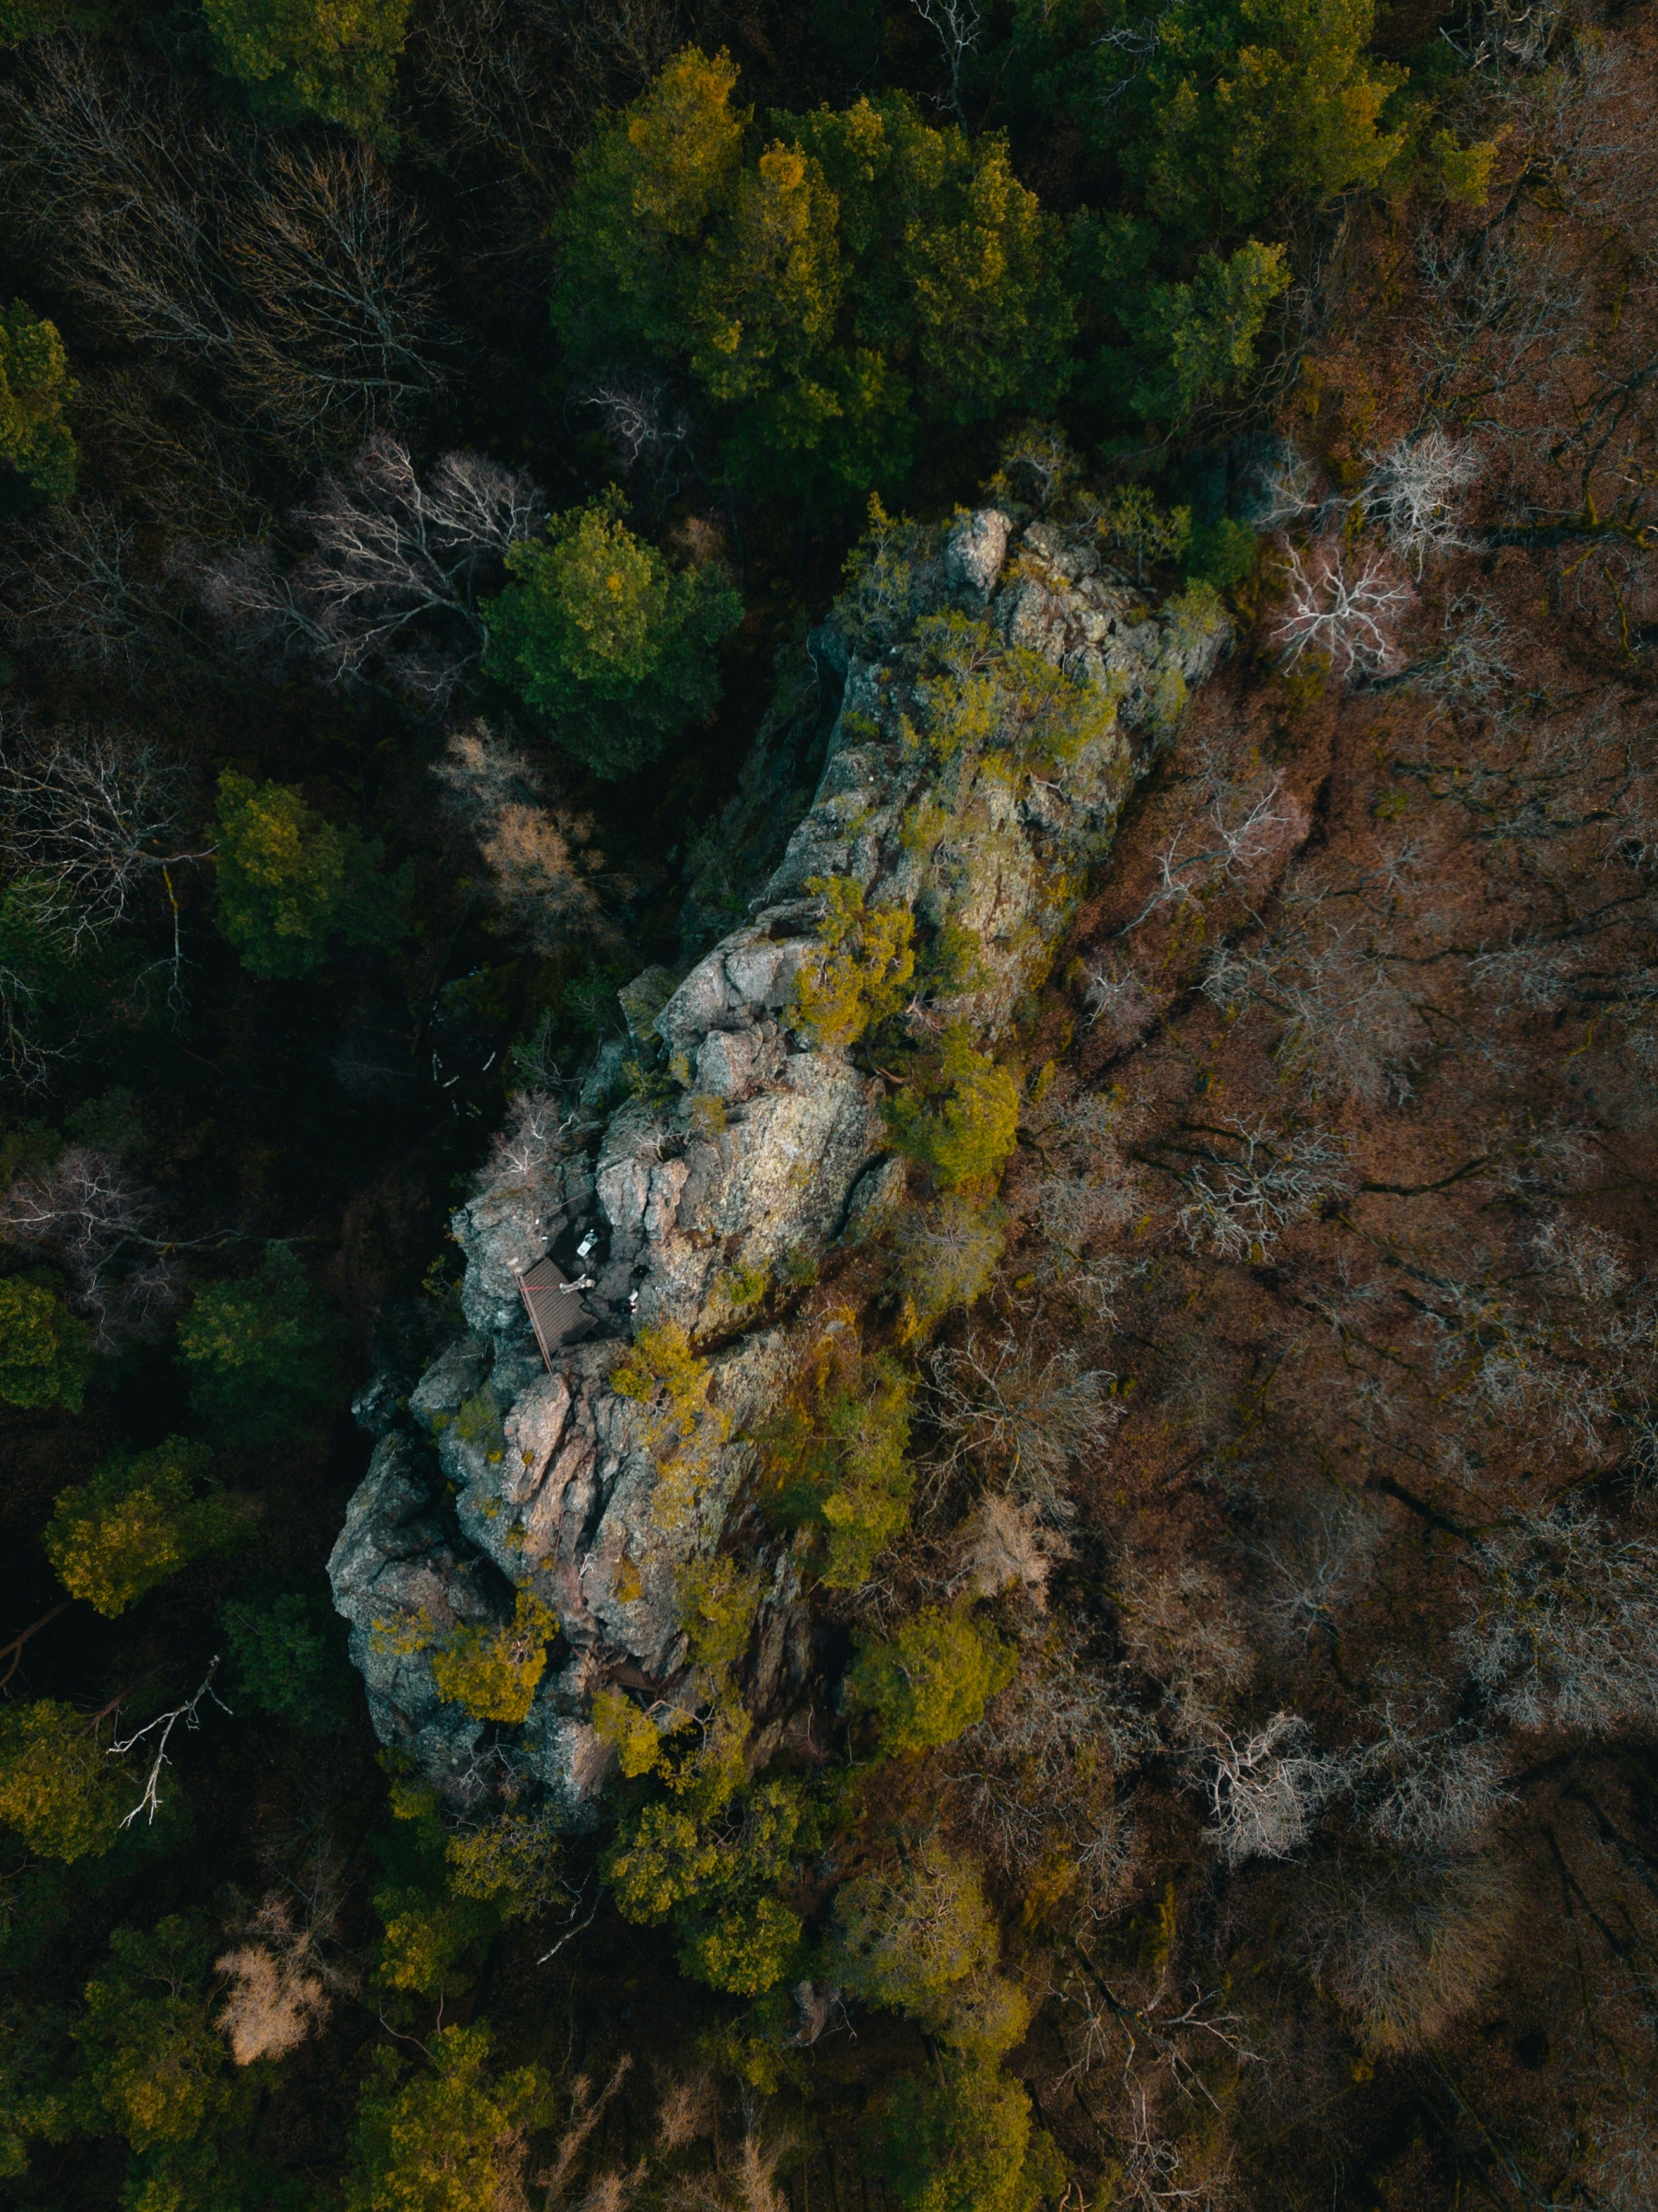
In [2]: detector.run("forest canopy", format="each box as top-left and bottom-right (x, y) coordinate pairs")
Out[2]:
(1, 1), (1655, 2210)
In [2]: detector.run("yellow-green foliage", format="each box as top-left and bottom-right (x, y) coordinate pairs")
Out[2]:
(1092, 482), (1191, 582)
(591, 1685), (669, 1779)
(909, 611), (1117, 773)
(676, 1893), (803, 1997)
(882, 2059), (1064, 2212)
(203, 0), (411, 140)
(849, 1606), (1017, 1753)
(0, 1276), (91, 1410)
(604, 1770), (806, 1996)
(827, 1843), (998, 2020)
(343, 2025), (551, 2212)
(444, 1805), (569, 1920)
(677, 1552), (765, 1672)
(611, 1319), (732, 1530)
(213, 774), (409, 982)
(0, 1698), (129, 1861)
(0, 300), (76, 499)
(789, 874), (916, 1049)
(886, 1024), (1019, 1190)
(762, 1335), (916, 1586)
(45, 1438), (228, 1617)
(72, 1917), (238, 2154)
(481, 489), (741, 778)
(910, 613), (1005, 762)
(376, 1884), (497, 1999)
(838, 494), (933, 645)
(429, 1589), (558, 1724)
(553, 58), (1073, 497)
(450, 1387), (505, 1459)
(717, 1259), (768, 1315)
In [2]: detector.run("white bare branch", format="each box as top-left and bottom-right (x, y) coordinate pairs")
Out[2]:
(1272, 544), (1413, 679)
(108, 1658), (232, 1827)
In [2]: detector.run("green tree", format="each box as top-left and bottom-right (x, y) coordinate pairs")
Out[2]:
(886, 1025), (1019, 1191)
(343, 2025), (550, 2212)
(1123, 239), (1292, 427)
(46, 1439), (230, 1617)
(0, 302), (76, 500)
(0, 2000), (72, 2180)
(0, 1277), (91, 1410)
(429, 1589), (558, 1724)
(762, 1352), (916, 1587)
(1019, 0), (1404, 244)
(483, 494), (741, 778)
(202, 0), (411, 139)
(177, 1242), (337, 1442)
(73, 1917), (242, 2155)
(552, 53), (1072, 500)
(882, 2061), (1065, 2212)
(787, 93), (1074, 436)
(849, 1607), (1016, 1753)
(0, 1701), (126, 1862)
(220, 1590), (352, 1732)
(212, 772), (410, 980)
(788, 876), (915, 1050)
(827, 1843), (998, 2020)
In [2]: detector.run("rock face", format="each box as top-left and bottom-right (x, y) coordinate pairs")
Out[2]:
(329, 506), (1227, 1818)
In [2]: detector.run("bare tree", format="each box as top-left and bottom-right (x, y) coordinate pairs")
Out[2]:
(216, 1880), (356, 2065)
(0, 1146), (189, 1344)
(1457, 1506), (1658, 1735)
(956, 1630), (1142, 1907)
(1343, 1692), (1511, 1851)
(910, 0), (982, 127)
(1117, 1558), (1256, 1746)
(0, 716), (206, 973)
(0, 497), (189, 687)
(578, 373), (695, 492)
(201, 438), (543, 704)
(1273, 543), (1413, 678)
(1199, 1711), (1337, 1866)
(1155, 1116), (1354, 1263)
(928, 1329), (1122, 1517)
(1364, 430), (1482, 571)
(950, 1492), (1069, 1608)
(435, 723), (613, 948)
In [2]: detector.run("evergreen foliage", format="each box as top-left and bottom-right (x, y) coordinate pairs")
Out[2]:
(428, 1588), (558, 1724)
(0, 1699), (128, 1861)
(789, 875), (916, 1049)
(882, 2061), (1065, 2212)
(72, 1917), (239, 2156)
(0, 1275), (91, 1410)
(202, 0), (412, 139)
(482, 493), (741, 778)
(552, 51), (1073, 499)
(886, 1025), (1020, 1190)
(849, 1606), (1017, 1753)
(220, 1590), (352, 1732)
(342, 2025), (550, 2212)
(213, 773), (410, 981)
(827, 1843), (998, 2019)
(0, 301), (76, 500)
(177, 1242), (337, 1441)
(45, 1437), (229, 1616)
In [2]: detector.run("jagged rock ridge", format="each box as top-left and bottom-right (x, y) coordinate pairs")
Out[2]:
(328, 506), (1227, 1822)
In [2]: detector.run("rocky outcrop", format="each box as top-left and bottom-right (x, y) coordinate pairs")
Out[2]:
(329, 505), (1227, 1816)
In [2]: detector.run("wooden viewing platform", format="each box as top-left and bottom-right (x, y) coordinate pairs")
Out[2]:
(513, 1254), (595, 1369)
